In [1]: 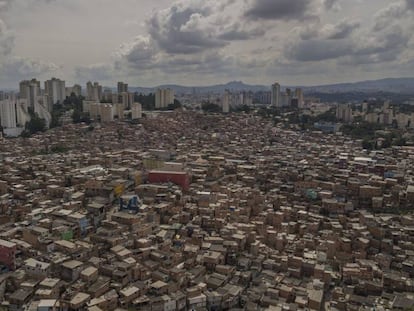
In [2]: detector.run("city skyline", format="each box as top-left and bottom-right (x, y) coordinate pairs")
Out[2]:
(0, 0), (414, 88)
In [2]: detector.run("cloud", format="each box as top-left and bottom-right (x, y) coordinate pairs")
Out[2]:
(286, 23), (411, 65)
(74, 63), (115, 82)
(294, 19), (359, 41)
(321, 20), (360, 40)
(218, 23), (265, 41)
(324, 0), (340, 10)
(353, 25), (410, 62)
(373, 2), (406, 31)
(0, 8), (14, 56)
(0, 19), (14, 56)
(147, 0), (228, 54)
(107, 0), (272, 78)
(0, 57), (59, 81)
(407, 0), (414, 10)
(245, 0), (316, 20)
(2, 0), (411, 88)
(0, 0), (61, 85)
(286, 39), (353, 61)
(116, 35), (156, 65)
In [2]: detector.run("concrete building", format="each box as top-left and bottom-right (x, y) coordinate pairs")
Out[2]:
(155, 89), (174, 109)
(45, 78), (66, 107)
(0, 99), (25, 137)
(0, 239), (16, 270)
(34, 99), (52, 128)
(112, 92), (134, 110)
(114, 103), (124, 120)
(280, 93), (291, 107)
(271, 83), (281, 107)
(19, 79), (41, 108)
(295, 88), (304, 108)
(117, 82), (128, 94)
(336, 104), (353, 123)
(66, 84), (82, 97)
(131, 103), (142, 119)
(100, 104), (114, 122)
(86, 81), (102, 102)
(222, 91), (230, 113)
(0, 99), (17, 128)
(254, 91), (271, 105)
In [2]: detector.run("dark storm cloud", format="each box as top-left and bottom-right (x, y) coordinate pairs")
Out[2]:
(245, 0), (314, 20)
(286, 39), (352, 61)
(287, 24), (410, 64)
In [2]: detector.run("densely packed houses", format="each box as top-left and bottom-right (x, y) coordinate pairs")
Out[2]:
(0, 111), (414, 310)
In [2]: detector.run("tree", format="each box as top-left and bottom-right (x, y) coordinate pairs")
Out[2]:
(72, 110), (91, 124)
(201, 102), (221, 113)
(166, 99), (182, 110)
(25, 114), (46, 135)
(72, 109), (82, 123)
(134, 93), (155, 110)
(362, 139), (374, 150)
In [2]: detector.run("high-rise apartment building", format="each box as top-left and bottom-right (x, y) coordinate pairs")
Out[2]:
(295, 88), (304, 108)
(102, 88), (113, 102)
(336, 104), (353, 123)
(45, 77), (66, 109)
(0, 99), (17, 128)
(271, 83), (281, 107)
(131, 103), (142, 119)
(114, 92), (134, 109)
(155, 88), (175, 109)
(100, 104), (114, 122)
(222, 91), (231, 113)
(117, 82), (128, 94)
(19, 79), (41, 108)
(66, 84), (82, 97)
(254, 91), (271, 105)
(86, 81), (102, 102)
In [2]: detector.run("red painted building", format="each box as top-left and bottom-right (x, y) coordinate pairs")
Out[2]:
(0, 239), (17, 270)
(148, 171), (190, 191)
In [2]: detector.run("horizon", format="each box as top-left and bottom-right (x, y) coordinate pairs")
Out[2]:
(2, 76), (414, 92)
(1, 0), (414, 88)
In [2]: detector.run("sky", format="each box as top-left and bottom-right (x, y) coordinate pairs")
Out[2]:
(0, 0), (414, 88)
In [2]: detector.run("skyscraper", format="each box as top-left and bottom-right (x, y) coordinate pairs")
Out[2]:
(295, 88), (304, 108)
(222, 90), (230, 113)
(271, 83), (280, 107)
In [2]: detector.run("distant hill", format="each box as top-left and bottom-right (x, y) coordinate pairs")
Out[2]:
(128, 81), (269, 94)
(301, 78), (414, 94)
(125, 77), (414, 95)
